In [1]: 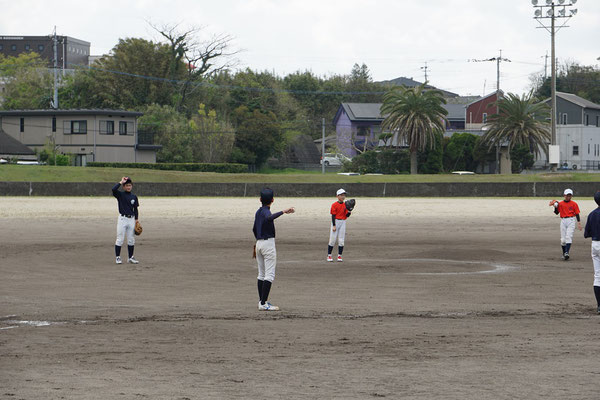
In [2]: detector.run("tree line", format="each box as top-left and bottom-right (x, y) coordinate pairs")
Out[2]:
(1, 24), (598, 173)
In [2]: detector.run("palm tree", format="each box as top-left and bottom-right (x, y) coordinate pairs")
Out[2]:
(481, 92), (551, 173)
(380, 84), (448, 174)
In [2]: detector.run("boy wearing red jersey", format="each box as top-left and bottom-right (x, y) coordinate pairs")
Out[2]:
(549, 188), (582, 260)
(327, 188), (351, 262)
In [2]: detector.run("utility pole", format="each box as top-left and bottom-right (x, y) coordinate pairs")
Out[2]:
(51, 27), (58, 109)
(532, 0), (578, 172)
(420, 62), (429, 83)
(542, 51), (549, 80)
(321, 118), (325, 174)
(469, 50), (511, 92)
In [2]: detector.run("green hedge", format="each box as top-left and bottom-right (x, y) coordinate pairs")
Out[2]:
(87, 162), (248, 173)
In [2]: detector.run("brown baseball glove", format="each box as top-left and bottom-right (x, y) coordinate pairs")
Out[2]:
(134, 221), (143, 236)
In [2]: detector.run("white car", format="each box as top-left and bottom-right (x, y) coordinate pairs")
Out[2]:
(320, 153), (350, 166)
(451, 171), (475, 175)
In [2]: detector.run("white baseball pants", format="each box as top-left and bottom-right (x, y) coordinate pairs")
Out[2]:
(256, 238), (276, 282)
(560, 217), (576, 245)
(116, 215), (135, 246)
(591, 241), (600, 286)
(329, 219), (346, 247)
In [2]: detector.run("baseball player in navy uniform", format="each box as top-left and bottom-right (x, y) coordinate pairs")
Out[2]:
(583, 191), (600, 314)
(112, 176), (140, 264)
(253, 188), (295, 311)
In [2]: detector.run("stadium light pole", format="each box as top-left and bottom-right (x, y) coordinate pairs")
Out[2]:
(532, 0), (578, 172)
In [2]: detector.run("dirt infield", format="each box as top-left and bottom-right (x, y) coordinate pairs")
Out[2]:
(1, 197), (599, 399)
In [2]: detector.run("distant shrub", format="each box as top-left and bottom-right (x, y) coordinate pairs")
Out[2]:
(87, 162), (248, 174)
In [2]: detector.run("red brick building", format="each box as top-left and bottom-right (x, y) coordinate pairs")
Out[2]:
(465, 90), (503, 130)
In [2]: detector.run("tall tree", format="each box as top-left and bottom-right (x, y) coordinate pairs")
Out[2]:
(152, 23), (237, 113)
(380, 84), (448, 174)
(0, 53), (53, 109)
(481, 92), (551, 173)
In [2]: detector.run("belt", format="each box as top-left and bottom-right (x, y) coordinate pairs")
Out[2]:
(120, 214), (134, 218)
(561, 216), (576, 219)
(257, 237), (274, 240)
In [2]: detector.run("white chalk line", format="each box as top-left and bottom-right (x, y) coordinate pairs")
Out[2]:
(280, 258), (519, 275)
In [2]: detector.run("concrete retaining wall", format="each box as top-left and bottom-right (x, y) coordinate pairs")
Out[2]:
(1, 181), (599, 197)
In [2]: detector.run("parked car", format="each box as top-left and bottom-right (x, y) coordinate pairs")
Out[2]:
(451, 171), (475, 175)
(320, 153), (351, 166)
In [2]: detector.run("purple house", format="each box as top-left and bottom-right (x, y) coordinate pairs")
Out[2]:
(333, 103), (384, 157)
(333, 102), (469, 157)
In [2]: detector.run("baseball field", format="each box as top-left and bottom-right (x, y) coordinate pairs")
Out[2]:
(1, 196), (599, 399)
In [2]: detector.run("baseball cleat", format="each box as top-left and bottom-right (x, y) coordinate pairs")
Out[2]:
(337, 255), (343, 262)
(258, 302), (279, 311)
(115, 256), (122, 264)
(597, 306), (600, 314)
(127, 257), (139, 264)
(327, 255), (333, 262)
(564, 253), (570, 261)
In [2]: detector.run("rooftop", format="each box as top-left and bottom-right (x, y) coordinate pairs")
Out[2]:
(0, 109), (143, 117)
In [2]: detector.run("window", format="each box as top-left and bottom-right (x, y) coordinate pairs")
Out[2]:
(561, 113), (568, 125)
(38, 44), (44, 52)
(52, 117), (56, 132)
(585, 114), (589, 126)
(99, 120), (114, 135)
(588, 144), (590, 155)
(573, 146), (579, 156)
(20, 117), (24, 132)
(10, 44), (16, 51)
(71, 120), (87, 134)
(24, 44), (30, 51)
(0, 44), (3, 50)
(597, 116), (600, 128)
(482, 113), (487, 124)
(119, 121), (133, 135)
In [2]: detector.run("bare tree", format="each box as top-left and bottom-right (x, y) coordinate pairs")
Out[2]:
(149, 22), (238, 112)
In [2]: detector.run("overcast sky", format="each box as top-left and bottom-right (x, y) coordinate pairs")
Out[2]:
(1, 0), (598, 97)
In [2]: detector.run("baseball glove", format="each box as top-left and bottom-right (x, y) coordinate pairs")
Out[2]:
(134, 221), (143, 236)
(345, 199), (356, 212)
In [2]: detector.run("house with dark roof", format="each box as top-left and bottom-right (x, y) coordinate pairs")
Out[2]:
(332, 102), (468, 157)
(535, 92), (600, 170)
(0, 109), (161, 165)
(0, 128), (36, 161)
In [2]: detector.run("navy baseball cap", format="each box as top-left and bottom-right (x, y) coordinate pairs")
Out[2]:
(260, 188), (274, 204)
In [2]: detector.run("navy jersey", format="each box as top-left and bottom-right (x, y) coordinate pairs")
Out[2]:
(112, 183), (139, 219)
(253, 206), (283, 240)
(584, 208), (600, 241)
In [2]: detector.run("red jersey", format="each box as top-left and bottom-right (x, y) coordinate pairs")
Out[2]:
(331, 201), (348, 220)
(556, 200), (580, 218)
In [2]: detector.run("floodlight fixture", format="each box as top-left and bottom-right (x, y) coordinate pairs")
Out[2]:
(547, 9), (553, 16)
(559, 9), (566, 16)
(532, 0), (538, 4)
(546, 0), (552, 4)
(558, 0), (565, 4)
(570, 8), (577, 15)
(535, 9), (542, 16)
(571, 0), (577, 4)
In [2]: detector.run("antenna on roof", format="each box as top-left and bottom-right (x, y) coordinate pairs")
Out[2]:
(420, 62), (429, 83)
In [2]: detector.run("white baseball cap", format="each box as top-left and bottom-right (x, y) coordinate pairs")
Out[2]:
(564, 188), (573, 195)
(336, 188), (346, 196)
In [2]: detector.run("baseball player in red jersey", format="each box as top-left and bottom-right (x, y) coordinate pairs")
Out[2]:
(327, 188), (351, 262)
(549, 188), (582, 260)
